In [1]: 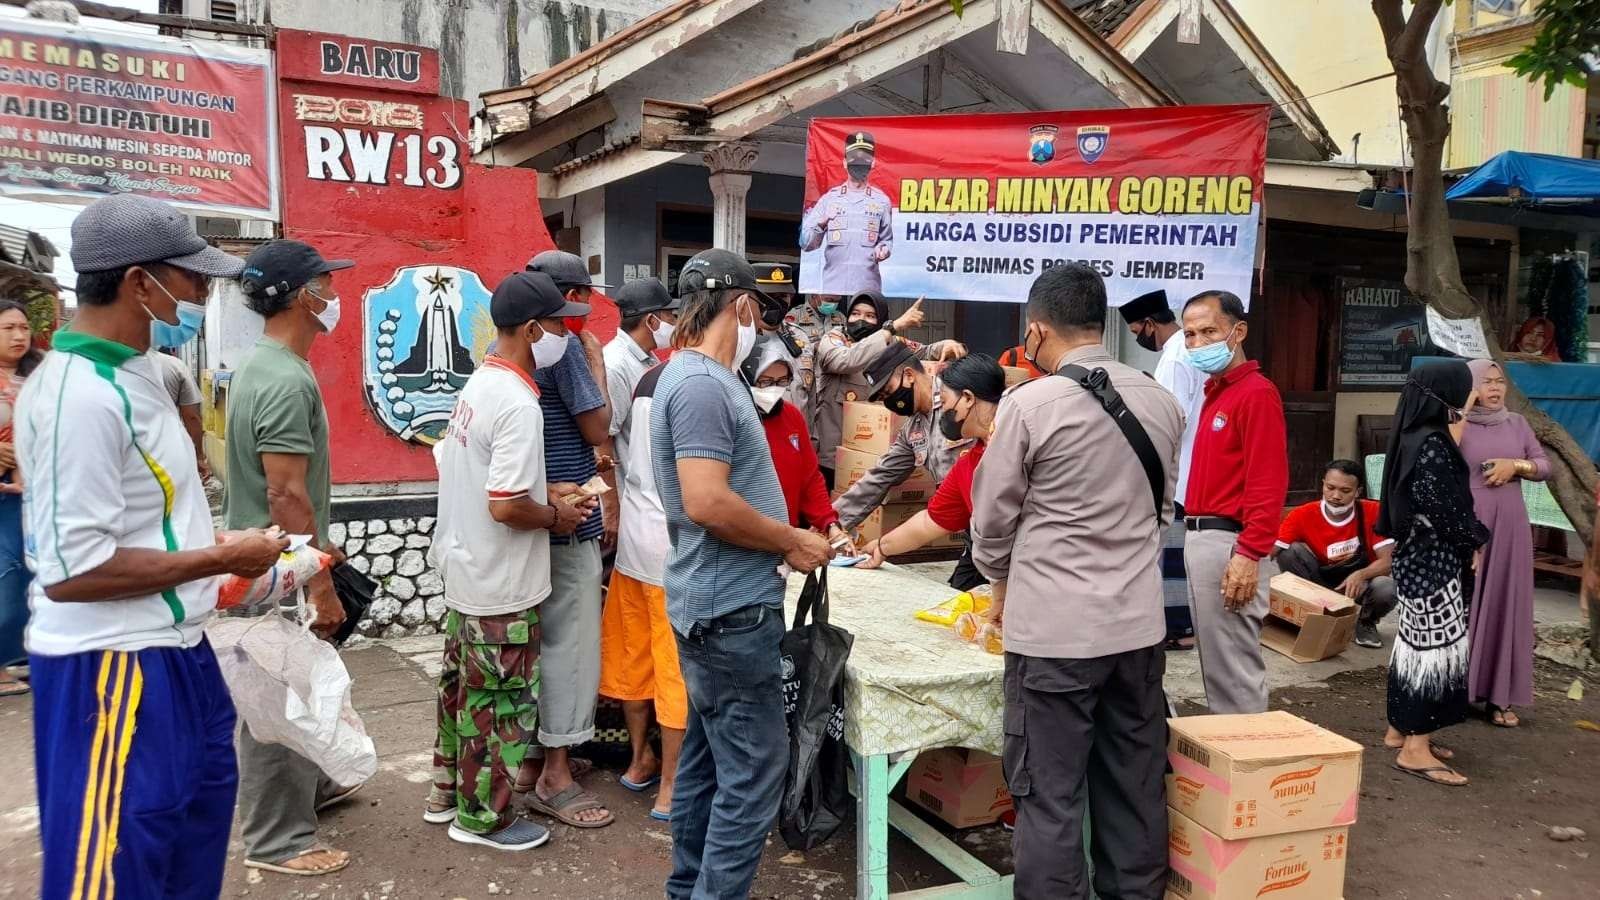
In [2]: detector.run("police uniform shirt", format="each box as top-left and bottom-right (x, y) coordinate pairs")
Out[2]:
(801, 184), (894, 296)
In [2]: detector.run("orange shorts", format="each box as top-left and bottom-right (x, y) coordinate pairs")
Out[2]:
(598, 571), (688, 730)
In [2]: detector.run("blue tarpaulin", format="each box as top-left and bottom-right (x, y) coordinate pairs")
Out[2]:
(1503, 361), (1600, 466)
(1446, 151), (1600, 218)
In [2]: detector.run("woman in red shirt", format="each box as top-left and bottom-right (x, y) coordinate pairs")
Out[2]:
(741, 338), (855, 552)
(858, 353), (1006, 588)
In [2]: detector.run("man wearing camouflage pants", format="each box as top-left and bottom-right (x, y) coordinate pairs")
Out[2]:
(425, 272), (595, 849)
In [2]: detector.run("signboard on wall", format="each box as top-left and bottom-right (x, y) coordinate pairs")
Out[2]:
(798, 105), (1268, 306)
(1338, 277), (1439, 386)
(0, 17), (277, 217)
(275, 29), (562, 485)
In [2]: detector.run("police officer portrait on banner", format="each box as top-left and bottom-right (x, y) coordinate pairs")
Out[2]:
(801, 131), (893, 296)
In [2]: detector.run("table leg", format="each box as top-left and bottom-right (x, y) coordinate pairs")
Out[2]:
(854, 750), (891, 900)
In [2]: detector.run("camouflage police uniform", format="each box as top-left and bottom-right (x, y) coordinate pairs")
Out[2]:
(783, 299), (841, 417)
(432, 608), (541, 833)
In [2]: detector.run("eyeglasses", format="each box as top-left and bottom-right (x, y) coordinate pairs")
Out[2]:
(754, 378), (792, 389)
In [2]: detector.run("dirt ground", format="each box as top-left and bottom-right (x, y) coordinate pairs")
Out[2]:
(2, 645), (1597, 899)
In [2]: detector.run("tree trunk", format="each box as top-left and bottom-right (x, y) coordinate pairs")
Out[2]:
(1373, 0), (1597, 550)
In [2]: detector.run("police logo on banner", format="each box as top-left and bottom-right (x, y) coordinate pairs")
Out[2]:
(1076, 125), (1110, 164)
(363, 265), (494, 445)
(1028, 124), (1059, 165)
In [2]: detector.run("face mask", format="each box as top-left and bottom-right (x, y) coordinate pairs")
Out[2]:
(751, 384), (785, 415)
(307, 287), (341, 333)
(531, 326), (568, 370)
(1323, 499), (1353, 519)
(564, 316), (587, 335)
(734, 298), (758, 368)
(1134, 323), (1160, 353)
(143, 275), (205, 348)
(817, 301), (839, 318)
(882, 378), (916, 417)
(845, 319), (880, 342)
(846, 161), (872, 182)
(1189, 325), (1239, 374)
(938, 407), (966, 442)
(649, 315), (675, 349)
(1022, 326), (1044, 370)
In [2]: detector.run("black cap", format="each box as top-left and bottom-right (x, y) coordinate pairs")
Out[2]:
(845, 290), (889, 324)
(615, 278), (678, 318)
(863, 342), (919, 400)
(845, 131), (875, 156)
(754, 262), (796, 295)
(1118, 289), (1170, 324)
(677, 248), (775, 306)
(526, 250), (609, 290)
(240, 240), (354, 300)
(491, 271), (591, 327)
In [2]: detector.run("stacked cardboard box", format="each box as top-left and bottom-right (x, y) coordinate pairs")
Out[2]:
(904, 748), (1013, 828)
(834, 401), (960, 548)
(1165, 711), (1362, 900)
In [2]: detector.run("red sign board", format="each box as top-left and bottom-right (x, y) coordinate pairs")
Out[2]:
(277, 29), (602, 486)
(0, 17), (277, 217)
(799, 105), (1268, 307)
(275, 29), (440, 96)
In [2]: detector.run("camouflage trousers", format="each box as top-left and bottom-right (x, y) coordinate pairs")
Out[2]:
(433, 607), (541, 834)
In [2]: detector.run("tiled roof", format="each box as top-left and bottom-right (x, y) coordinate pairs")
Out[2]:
(1069, 0), (1150, 36)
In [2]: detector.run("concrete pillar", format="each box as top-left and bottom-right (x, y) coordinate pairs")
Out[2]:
(703, 142), (759, 255)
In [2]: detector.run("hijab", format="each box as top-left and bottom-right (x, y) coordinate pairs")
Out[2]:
(1512, 316), (1560, 362)
(1465, 359), (1510, 427)
(1377, 360), (1473, 540)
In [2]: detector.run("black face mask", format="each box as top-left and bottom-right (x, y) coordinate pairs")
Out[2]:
(1134, 323), (1160, 353)
(882, 381), (916, 417)
(845, 319), (880, 342)
(846, 161), (872, 182)
(759, 297), (788, 329)
(938, 408), (965, 442)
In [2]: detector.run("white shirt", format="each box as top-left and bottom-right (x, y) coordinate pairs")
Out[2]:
(612, 367), (668, 586)
(430, 358), (551, 616)
(602, 330), (655, 484)
(18, 334), (216, 655)
(1152, 329), (1206, 506)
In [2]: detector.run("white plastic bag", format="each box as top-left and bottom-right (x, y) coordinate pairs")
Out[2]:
(209, 612), (378, 786)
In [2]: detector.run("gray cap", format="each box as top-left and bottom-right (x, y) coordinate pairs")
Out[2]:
(70, 194), (245, 277)
(526, 250), (609, 290)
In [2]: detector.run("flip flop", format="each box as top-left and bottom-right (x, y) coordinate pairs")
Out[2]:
(649, 807), (671, 822)
(243, 846), (352, 876)
(316, 782), (364, 813)
(0, 680), (28, 698)
(1384, 740), (1454, 760)
(1489, 706), (1521, 728)
(525, 784), (614, 829)
(1391, 762), (1468, 787)
(620, 773), (661, 792)
(514, 757), (595, 794)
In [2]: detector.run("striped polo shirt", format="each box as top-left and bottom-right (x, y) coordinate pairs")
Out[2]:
(533, 333), (606, 544)
(650, 349), (788, 633)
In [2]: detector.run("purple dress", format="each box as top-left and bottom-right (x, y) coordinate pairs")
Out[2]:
(1458, 412), (1547, 708)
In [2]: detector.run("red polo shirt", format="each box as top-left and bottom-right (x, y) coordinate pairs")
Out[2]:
(1183, 360), (1288, 560)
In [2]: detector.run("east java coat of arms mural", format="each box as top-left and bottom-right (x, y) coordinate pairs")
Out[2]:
(363, 264), (494, 444)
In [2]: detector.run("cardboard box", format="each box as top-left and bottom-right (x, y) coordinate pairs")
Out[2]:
(849, 502), (960, 550)
(1166, 711), (1362, 840)
(1166, 808), (1348, 900)
(1001, 365), (1033, 388)
(905, 748), (1013, 828)
(1263, 574), (1358, 663)
(833, 446), (938, 505)
(841, 400), (904, 454)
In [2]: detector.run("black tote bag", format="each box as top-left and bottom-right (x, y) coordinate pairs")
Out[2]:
(778, 567), (855, 850)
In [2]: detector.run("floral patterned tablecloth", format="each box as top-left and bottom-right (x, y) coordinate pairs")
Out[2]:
(783, 564), (1004, 758)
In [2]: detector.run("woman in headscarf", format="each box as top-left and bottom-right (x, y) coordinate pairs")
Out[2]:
(1510, 316), (1560, 362)
(1377, 360), (1488, 786)
(1459, 359), (1548, 728)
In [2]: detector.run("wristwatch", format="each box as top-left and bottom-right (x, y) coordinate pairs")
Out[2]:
(883, 320), (898, 336)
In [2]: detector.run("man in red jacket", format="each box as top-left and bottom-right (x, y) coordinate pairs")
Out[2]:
(741, 339), (853, 549)
(1180, 291), (1287, 714)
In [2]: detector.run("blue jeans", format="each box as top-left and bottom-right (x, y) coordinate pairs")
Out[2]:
(668, 603), (788, 900)
(0, 493), (29, 667)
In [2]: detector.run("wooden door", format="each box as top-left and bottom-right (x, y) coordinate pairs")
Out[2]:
(1257, 270), (1336, 506)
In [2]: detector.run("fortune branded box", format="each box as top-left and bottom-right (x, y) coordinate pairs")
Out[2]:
(1166, 808), (1348, 900)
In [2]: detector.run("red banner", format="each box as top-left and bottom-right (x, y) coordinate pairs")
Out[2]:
(0, 17), (277, 217)
(799, 105), (1268, 306)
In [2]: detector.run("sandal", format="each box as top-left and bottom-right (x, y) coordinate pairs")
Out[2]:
(316, 782), (364, 812)
(1392, 762), (1468, 787)
(525, 784), (614, 829)
(514, 757), (593, 793)
(0, 677), (27, 698)
(243, 846), (352, 876)
(1384, 738), (1454, 760)
(1489, 705), (1521, 728)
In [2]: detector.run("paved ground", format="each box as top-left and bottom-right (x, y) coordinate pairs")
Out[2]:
(0, 566), (1590, 899)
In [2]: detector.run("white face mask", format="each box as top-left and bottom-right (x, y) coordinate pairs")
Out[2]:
(649, 314), (675, 350)
(307, 287), (341, 333)
(531, 325), (568, 369)
(734, 297), (758, 368)
(751, 384), (785, 413)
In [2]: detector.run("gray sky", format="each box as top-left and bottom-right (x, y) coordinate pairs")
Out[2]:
(0, 1), (159, 302)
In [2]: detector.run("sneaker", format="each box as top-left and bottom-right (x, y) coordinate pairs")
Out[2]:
(1355, 621), (1383, 649)
(448, 817), (550, 851)
(423, 787), (456, 824)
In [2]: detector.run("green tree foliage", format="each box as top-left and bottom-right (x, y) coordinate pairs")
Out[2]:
(1505, 0), (1599, 99)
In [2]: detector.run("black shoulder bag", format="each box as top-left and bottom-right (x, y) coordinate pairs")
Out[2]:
(1055, 365), (1166, 522)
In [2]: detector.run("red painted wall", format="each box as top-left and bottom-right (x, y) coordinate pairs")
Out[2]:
(275, 29), (617, 485)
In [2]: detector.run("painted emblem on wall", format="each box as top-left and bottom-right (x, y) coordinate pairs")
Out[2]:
(363, 264), (495, 444)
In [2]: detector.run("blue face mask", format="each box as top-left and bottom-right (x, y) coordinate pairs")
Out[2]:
(1189, 325), (1239, 374)
(817, 300), (839, 318)
(144, 274), (206, 349)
